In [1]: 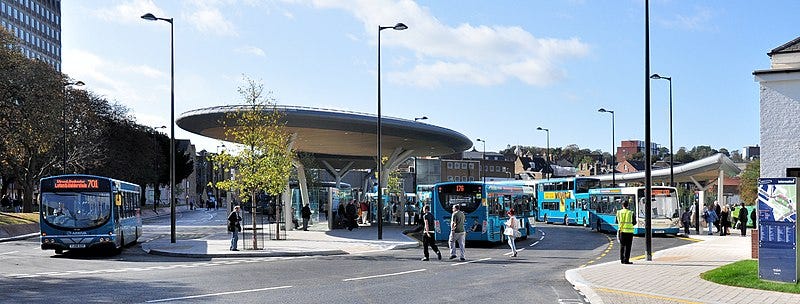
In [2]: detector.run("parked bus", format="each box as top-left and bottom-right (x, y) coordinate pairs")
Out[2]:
(431, 181), (534, 243)
(536, 177), (601, 225)
(588, 186), (680, 235)
(39, 175), (142, 254)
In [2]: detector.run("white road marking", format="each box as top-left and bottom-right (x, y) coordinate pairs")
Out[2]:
(530, 241), (540, 247)
(503, 248), (525, 256)
(342, 269), (427, 282)
(450, 257), (491, 266)
(0, 251), (19, 255)
(145, 285), (293, 303)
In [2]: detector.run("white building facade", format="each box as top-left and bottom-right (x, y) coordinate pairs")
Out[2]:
(754, 37), (800, 178)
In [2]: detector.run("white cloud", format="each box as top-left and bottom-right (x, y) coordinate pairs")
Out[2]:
(658, 6), (716, 32)
(93, 0), (164, 24)
(294, 0), (591, 88)
(183, 3), (238, 37)
(61, 48), (169, 127)
(235, 45), (266, 57)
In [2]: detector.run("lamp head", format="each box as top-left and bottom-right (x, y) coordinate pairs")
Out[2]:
(393, 23), (408, 30)
(141, 13), (158, 21)
(536, 127), (544, 131)
(74, 81), (85, 86)
(598, 108), (607, 113)
(650, 73), (670, 80)
(414, 116), (428, 121)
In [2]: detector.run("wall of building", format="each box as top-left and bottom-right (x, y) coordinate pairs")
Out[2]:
(757, 71), (800, 177)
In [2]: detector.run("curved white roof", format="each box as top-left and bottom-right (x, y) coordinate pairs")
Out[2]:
(595, 153), (741, 184)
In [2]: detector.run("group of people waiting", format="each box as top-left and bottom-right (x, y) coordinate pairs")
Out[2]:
(694, 202), (755, 236)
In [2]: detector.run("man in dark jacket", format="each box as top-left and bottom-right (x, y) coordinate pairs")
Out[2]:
(738, 203), (749, 236)
(345, 200), (358, 231)
(228, 206), (242, 251)
(301, 204), (312, 231)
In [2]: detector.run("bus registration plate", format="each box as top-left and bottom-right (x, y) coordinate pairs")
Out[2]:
(69, 244), (86, 249)
(654, 230), (664, 234)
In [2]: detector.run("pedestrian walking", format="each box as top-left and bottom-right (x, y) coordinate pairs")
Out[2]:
(448, 204), (466, 261)
(504, 210), (520, 257)
(616, 200), (635, 264)
(750, 204), (757, 230)
(301, 204), (311, 231)
(738, 203), (749, 236)
(360, 200), (369, 224)
(227, 205), (242, 251)
(681, 207), (692, 235)
(420, 205), (442, 261)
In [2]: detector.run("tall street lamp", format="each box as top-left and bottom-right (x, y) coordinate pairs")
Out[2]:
(62, 80), (84, 174)
(376, 22), (407, 240)
(412, 116), (427, 196)
(598, 108), (616, 185)
(476, 139), (486, 185)
(536, 127), (550, 179)
(650, 73), (674, 187)
(141, 12), (176, 243)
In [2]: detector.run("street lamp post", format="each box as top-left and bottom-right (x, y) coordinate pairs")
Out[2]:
(376, 22), (407, 240)
(650, 73), (674, 187)
(598, 108), (616, 185)
(62, 80), (84, 174)
(476, 138), (486, 185)
(412, 116), (427, 196)
(536, 127), (550, 179)
(141, 13), (176, 243)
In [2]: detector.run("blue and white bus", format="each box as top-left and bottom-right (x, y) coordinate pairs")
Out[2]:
(536, 177), (600, 225)
(588, 186), (680, 235)
(39, 175), (142, 254)
(431, 181), (535, 243)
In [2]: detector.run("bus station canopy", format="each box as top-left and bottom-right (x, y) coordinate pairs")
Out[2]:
(176, 105), (473, 169)
(594, 153), (741, 185)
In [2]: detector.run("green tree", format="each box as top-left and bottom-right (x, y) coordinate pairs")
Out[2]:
(674, 147), (694, 163)
(212, 76), (293, 249)
(739, 159), (760, 206)
(0, 28), (67, 212)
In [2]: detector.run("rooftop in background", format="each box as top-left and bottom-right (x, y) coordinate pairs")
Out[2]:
(177, 105), (473, 168)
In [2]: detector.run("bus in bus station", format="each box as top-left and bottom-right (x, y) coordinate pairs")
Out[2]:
(39, 174), (142, 254)
(536, 177), (600, 226)
(587, 186), (681, 235)
(431, 181), (534, 243)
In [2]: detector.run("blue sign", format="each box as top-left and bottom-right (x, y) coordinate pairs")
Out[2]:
(758, 178), (798, 283)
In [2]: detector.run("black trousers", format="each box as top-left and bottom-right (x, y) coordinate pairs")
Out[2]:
(619, 232), (633, 263)
(422, 233), (439, 259)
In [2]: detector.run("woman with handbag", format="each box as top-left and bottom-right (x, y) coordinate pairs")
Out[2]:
(504, 209), (519, 257)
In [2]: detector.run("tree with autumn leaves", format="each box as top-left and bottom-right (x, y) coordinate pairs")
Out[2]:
(211, 77), (293, 249)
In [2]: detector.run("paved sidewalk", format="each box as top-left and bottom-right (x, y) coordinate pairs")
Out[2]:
(141, 223), (419, 258)
(566, 234), (800, 304)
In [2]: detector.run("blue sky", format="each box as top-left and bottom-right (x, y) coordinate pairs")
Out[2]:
(61, 0), (798, 155)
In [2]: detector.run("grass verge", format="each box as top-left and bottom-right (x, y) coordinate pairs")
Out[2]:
(702, 260), (800, 293)
(0, 212), (39, 225)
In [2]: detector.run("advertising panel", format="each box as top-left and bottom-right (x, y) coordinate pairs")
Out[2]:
(758, 178), (798, 283)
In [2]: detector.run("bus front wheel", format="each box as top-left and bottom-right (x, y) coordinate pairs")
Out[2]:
(596, 219), (602, 232)
(564, 215), (569, 226)
(543, 214), (548, 223)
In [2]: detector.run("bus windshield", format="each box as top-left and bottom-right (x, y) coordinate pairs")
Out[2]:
(437, 184), (482, 214)
(41, 192), (111, 229)
(637, 188), (678, 219)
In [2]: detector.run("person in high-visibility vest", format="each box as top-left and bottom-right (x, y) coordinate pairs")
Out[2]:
(616, 199), (635, 264)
